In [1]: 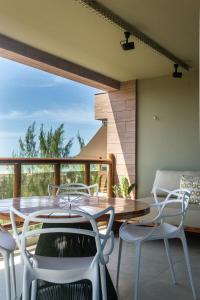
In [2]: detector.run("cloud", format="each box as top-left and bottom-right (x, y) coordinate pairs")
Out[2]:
(16, 76), (70, 88)
(53, 76), (70, 84)
(0, 111), (24, 120)
(0, 131), (23, 139)
(0, 108), (96, 124)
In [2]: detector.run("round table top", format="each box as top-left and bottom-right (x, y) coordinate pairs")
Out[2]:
(0, 196), (150, 222)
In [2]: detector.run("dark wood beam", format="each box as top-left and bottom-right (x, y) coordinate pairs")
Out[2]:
(0, 33), (120, 91)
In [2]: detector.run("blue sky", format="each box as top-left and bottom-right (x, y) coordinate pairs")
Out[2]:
(0, 57), (103, 157)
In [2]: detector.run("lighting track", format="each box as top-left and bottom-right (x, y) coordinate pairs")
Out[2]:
(77, 0), (190, 71)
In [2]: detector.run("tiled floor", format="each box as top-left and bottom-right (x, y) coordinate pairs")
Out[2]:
(0, 233), (199, 300)
(108, 233), (200, 300)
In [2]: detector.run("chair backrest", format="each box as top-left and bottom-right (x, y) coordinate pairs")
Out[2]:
(48, 183), (99, 198)
(153, 188), (191, 229)
(10, 205), (114, 272)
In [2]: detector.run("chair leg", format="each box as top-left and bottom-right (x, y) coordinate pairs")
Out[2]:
(116, 237), (123, 289)
(3, 251), (11, 300)
(10, 252), (17, 299)
(22, 267), (32, 300)
(91, 266), (100, 300)
(164, 238), (176, 284)
(31, 280), (37, 300)
(134, 243), (142, 300)
(180, 234), (197, 300)
(100, 264), (107, 300)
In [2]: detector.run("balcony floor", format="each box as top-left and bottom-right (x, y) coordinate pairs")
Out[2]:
(0, 234), (199, 300)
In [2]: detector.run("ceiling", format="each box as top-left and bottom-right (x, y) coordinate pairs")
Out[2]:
(0, 0), (199, 82)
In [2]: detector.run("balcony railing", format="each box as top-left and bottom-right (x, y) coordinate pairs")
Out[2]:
(0, 154), (115, 199)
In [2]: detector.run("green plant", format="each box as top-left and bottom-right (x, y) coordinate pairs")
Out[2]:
(77, 131), (85, 150)
(39, 123), (73, 158)
(14, 122), (75, 158)
(113, 176), (135, 198)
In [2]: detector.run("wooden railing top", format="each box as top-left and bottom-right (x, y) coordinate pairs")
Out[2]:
(0, 157), (112, 165)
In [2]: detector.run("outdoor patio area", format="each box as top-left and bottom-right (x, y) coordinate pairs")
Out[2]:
(0, 0), (199, 300)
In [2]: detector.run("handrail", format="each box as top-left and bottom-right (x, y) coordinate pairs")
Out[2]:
(0, 157), (113, 165)
(0, 154), (115, 198)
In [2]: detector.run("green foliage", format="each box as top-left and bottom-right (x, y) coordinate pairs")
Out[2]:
(15, 122), (75, 158)
(0, 124), (89, 226)
(39, 123), (73, 158)
(14, 122), (88, 159)
(18, 122), (38, 157)
(113, 176), (135, 198)
(0, 174), (13, 199)
(21, 172), (54, 197)
(77, 131), (85, 150)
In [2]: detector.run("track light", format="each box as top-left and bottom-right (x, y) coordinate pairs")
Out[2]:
(120, 32), (135, 51)
(173, 64), (182, 78)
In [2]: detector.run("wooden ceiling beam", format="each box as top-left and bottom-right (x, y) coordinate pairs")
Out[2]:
(0, 33), (120, 92)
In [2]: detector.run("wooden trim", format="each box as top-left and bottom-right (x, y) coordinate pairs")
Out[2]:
(13, 163), (21, 198)
(54, 163), (61, 186)
(107, 153), (115, 197)
(0, 33), (120, 92)
(84, 163), (90, 186)
(184, 226), (200, 234)
(0, 157), (112, 165)
(0, 156), (114, 198)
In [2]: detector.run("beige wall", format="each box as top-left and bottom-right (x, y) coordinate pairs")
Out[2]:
(77, 125), (107, 159)
(137, 70), (199, 198)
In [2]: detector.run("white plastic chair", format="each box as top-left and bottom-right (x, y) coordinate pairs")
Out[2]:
(48, 182), (99, 197)
(10, 206), (114, 300)
(116, 188), (197, 300)
(0, 225), (17, 300)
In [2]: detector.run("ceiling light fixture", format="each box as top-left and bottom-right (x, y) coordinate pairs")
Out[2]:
(173, 64), (182, 78)
(120, 32), (135, 51)
(78, 0), (190, 71)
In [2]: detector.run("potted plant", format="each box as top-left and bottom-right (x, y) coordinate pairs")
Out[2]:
(113, 176), (135, 199)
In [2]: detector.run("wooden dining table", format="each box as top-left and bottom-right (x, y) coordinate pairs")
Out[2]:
(0, 195), (150, 300)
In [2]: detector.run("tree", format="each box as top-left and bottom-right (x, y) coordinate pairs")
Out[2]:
(39, 124), (73, 158)
(18, 122), (38, 157)
(17, 122), (73, 158)
(77, 131), (85, 150)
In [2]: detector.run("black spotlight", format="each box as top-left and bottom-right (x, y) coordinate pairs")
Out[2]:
(120, 32), (135, 51)
(173, 64), (182, 78)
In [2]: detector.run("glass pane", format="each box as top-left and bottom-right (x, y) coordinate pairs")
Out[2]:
(90, 164), (107, 194)
(21, 164), (54, 197)
(0, 165), (14, 199)
(0, 165), (14, 225)
(60, 164), (85, 184)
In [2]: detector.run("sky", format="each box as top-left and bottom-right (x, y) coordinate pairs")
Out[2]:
(0, 57), (103, 157)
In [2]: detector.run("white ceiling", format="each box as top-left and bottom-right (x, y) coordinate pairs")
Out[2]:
(0, 0), (199, 81)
